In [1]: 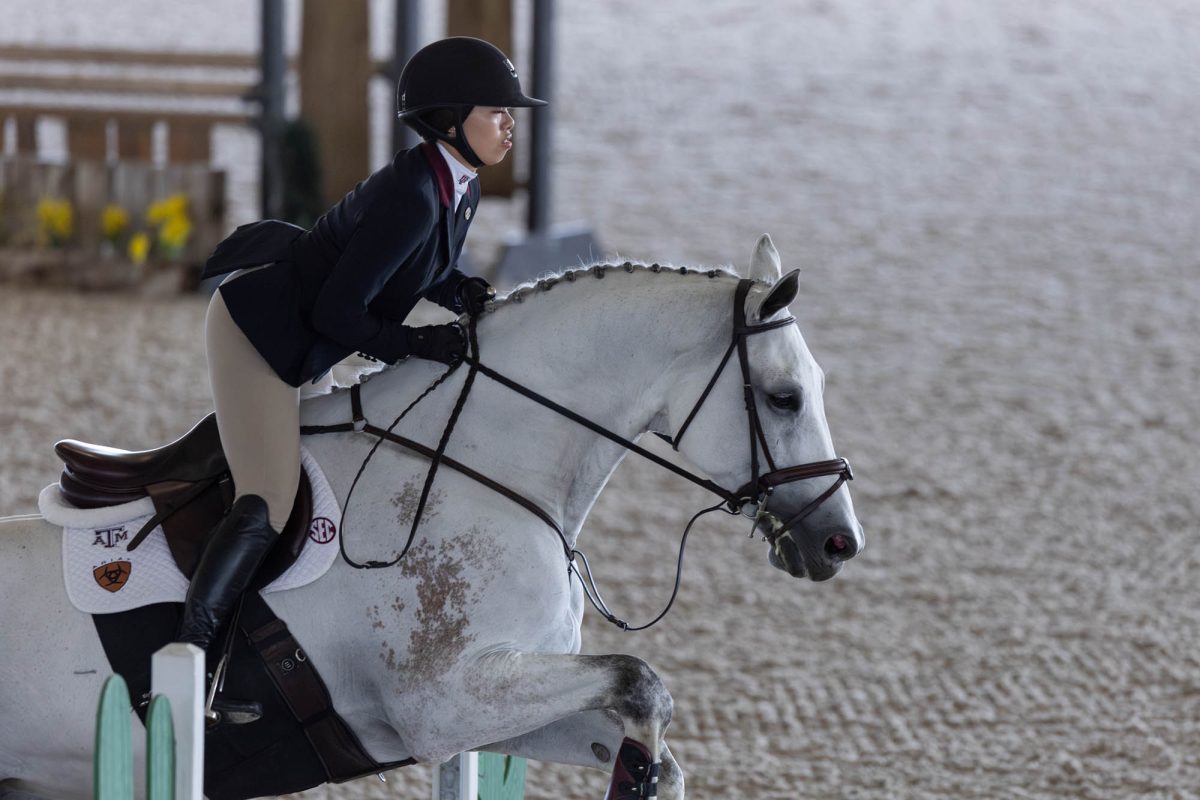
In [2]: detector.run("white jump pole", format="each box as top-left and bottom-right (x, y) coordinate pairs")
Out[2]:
(432, 752), (479, 800)
(151, 643), (206, 800)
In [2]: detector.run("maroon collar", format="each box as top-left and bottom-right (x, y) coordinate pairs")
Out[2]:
(420, 141), (453, 209)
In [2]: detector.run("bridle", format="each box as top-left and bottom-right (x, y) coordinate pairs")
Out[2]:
(303, 277), (854, 629)
(659, 279), (854, 544)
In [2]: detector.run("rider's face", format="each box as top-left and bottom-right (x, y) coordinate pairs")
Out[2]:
(453, 107), (515, 168)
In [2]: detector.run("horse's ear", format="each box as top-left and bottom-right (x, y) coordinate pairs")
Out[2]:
(749, 234), (782, 283)
(755, 268), (800, 320)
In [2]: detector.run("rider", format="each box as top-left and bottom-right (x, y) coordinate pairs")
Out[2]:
(180, 37), (546, 653)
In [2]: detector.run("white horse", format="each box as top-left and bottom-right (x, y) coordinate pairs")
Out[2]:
(0, 235), (863, 799)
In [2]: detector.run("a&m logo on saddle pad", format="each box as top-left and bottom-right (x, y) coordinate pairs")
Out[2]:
(93, 560), (132, 593)
(91, 526), (128, 549)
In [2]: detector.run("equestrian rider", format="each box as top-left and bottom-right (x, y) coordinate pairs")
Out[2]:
(181, 37), (546, 653)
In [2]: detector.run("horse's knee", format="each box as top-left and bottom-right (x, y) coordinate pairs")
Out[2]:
(595, 655), (673, 729)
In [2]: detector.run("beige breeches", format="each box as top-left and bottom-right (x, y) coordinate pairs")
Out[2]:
(205, 290), (301, 530)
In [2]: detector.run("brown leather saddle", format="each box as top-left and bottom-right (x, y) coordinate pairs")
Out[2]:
(55, 414), (314, 589)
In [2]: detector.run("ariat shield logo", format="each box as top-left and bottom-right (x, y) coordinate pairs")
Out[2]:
(309, 517), (337, 544)
(94, 561), (131, 593)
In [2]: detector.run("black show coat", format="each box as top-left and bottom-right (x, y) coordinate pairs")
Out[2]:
(201, 142), (480, 387)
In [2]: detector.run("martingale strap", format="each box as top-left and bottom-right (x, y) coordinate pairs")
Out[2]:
(300, 383), (573, 563)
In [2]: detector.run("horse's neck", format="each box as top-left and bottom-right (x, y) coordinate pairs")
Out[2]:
(459, 273), (731, 542)
(304, 271), (732, 546)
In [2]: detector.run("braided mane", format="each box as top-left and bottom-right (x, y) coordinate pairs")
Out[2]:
(484, 260), (742, 314)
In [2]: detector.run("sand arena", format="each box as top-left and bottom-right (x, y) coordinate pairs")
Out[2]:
(2, 1), (1199, 798)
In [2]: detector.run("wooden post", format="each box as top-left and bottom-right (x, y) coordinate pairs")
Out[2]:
(167, 120), (212, 164)
(2, 157), (36, 246)
(478, 753), (527, 799)
(66, 115), (108, 162)
(447, 0), (518, 198)
(73, 159), (108, 256)
(433, 753), (479, 800)
(433, 752), (527, 800)
(145, 696), (177, 800)
(14, 113), (37, 155)
(299, 0), (370, 205)
(151, 643), (205, 800)
(118, 118), (155, 162)
(94, 676), (135, 800)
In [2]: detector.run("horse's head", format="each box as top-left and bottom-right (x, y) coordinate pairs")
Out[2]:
(663, 234), (864, 582)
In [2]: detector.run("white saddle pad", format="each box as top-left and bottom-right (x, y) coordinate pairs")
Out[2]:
(40, 447), (341, 614)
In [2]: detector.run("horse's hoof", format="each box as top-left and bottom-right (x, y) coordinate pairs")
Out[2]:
(604, 738), (660, 799)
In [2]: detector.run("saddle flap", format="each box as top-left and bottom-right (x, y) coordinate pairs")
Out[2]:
(147, 471), (314, 587)
(255, 473), (314, 589)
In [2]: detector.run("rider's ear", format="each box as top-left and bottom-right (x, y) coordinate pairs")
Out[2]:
(755, 269), (800, 320)
(749, 233), (782, 282)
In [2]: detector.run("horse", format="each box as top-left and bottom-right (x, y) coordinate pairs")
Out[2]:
(0, 235), (863, 799)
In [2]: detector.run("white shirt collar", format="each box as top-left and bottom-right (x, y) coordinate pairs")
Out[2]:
(436, 142), (477, 210)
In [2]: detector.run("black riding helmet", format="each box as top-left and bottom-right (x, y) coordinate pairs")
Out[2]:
(397, 37), (547, 167)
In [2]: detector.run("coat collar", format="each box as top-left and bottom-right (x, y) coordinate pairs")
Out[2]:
(420, 141), (454, 209)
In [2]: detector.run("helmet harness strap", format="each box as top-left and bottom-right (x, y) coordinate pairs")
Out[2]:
(403, 106), (485, 169)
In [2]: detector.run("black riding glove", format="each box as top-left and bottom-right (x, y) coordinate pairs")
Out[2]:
(405, 323), (466, 366)
(458, 276), (496, 316)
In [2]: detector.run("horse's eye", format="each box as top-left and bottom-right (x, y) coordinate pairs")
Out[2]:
(767, 391), (800, 412)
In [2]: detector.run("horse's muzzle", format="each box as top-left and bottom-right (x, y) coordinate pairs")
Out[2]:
(758, 514), (860, 582)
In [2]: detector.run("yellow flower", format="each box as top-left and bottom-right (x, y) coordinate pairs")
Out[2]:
(128, 232), (151, 265)
(159, 215), (192, 252)
(36, 197), (74, 247)
(146, 194), (189, 226)
(145, 193), (193, 261)
(101, 205), (130, 243)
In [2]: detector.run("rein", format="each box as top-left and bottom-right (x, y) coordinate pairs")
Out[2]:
(301, 278), (852, 630)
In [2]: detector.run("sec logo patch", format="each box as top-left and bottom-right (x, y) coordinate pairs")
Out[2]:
(309, 517), (337, 544)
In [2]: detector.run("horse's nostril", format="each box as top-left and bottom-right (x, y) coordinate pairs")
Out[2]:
(825, 533), (855, 559)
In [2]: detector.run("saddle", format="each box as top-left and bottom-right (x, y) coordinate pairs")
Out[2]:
(55, 414), (314, 588)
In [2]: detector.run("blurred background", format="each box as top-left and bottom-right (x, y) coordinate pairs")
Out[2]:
(2, 1), (1199, 798)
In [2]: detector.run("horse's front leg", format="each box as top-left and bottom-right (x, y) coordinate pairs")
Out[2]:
(401, 652), (676, 799)
(483, 709), (685, 800)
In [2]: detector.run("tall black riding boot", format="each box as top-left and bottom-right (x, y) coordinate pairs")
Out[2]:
(178, 494), (279, 651)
